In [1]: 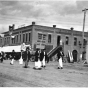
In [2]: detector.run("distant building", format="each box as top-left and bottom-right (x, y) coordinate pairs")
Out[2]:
(0, 22), (88, 62)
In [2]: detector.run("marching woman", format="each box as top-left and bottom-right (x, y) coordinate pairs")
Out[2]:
(24, 47), (30, 68)
(19, 43), (26, 64)
(57, 47), (64, 69)
(19, 50), (23, 65)
(10, 50), (16, 65)
(34, 48), (42, 70)
(41, 48), (47, 68)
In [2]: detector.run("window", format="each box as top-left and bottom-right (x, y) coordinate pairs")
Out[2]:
(15, 35), (17, 43)
(23, 34), (25, 43)
(12, 38), (14, 44)
(65, 36), (69, 45)
(43, 34), (46, 40)
(38, 33), (42, 40)
(48, 34), (51, 43)
(0, 39), (1, 44)
(26, 33), (28, 42)
(29, 33), (30, 41)
(83, 39), (87, 45)
(20, 34), (21, 42)
(74, 37), (77, 46)
(17, 35), (18, 43)
(4, 38), (6, 45)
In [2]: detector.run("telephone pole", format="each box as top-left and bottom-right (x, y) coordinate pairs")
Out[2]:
(82, 8), (88, 59)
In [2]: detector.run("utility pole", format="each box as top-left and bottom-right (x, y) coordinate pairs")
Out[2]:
(82, 8), (88, 59)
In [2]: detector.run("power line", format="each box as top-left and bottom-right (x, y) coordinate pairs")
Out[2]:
(0, 14), (88, 27)
(0, 14), (86, 24)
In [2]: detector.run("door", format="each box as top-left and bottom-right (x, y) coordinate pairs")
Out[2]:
(57, 35), (61, 46)
(72, 50), (77, 62)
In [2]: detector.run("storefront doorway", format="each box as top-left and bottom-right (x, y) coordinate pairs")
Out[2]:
(72, 50), (78, 62)
(57, 35), (61, 46)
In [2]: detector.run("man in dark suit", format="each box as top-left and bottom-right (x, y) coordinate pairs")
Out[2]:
(40, 49), (44, 62)
(24, 47), (30, 68)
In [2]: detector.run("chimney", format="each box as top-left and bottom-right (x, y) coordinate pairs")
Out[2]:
(70, 27), (74, 31)
(53, 25), (56, 28)
(9, 24), (14, 31)
(12, 24), (15, 30)
(32, 22), (35, 25)
(9, 25), (12, 31)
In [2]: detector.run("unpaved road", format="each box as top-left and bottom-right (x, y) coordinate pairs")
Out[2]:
(0, 60), (88, 87)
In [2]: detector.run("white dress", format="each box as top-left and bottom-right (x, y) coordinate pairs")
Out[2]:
(58, 57), (63, 68)
(19, 56), (23, 64)
(42, 52), (45, 66)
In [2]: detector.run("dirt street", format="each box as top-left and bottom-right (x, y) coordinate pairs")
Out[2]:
(0, 60), (88, 87)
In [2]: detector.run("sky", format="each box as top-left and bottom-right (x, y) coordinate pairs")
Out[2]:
(0, 0), (88, 33)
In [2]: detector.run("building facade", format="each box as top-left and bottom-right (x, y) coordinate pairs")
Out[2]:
(0, 22), (88, 62)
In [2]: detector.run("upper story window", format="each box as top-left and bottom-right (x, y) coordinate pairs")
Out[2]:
(48, 34), (51, 43)
(38, 33), (42, 40)
(43, 34), (46, 40)
(23, 34), (25, 43)
(17, 35), (18, 43)
(0, 39), (2, 44)
(83, 39), (87, 45)
(65, 36), (69, 45)
(29, 33), (30, 41)
(20, 34), (21, 42)
(74, 37), (77, 46)
(26, 33), (28, 42)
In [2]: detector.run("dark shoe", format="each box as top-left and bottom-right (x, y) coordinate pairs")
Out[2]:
(10, 63), (13, 65)
(43, 66), (46, 68)
(24, 66), (28, 68)
(61, 67), (63, 69)
(41, 65), (43, 67)
(57, 67), (60, 69)
(38, 68), (42, 70)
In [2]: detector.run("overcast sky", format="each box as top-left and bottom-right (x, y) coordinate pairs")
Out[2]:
(0, 0), (88, 33)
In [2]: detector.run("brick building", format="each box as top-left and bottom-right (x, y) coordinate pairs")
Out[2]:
(0, 22), (88, 62)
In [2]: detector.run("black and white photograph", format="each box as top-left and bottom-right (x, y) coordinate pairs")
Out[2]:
(0, 0), (88, 87)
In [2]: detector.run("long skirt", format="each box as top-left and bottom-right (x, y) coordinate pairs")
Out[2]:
(58, 57), (63, 68)
(42, 56), (45, 66)
(10, 59), (14, 65)
(19, 56), (23, 64)
(35, 59), (41, 68)
(25, 60), (29, 67)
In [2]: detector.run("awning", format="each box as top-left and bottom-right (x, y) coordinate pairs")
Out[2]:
(0, 44), (32, 53)
(0, 45), (21, 52)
